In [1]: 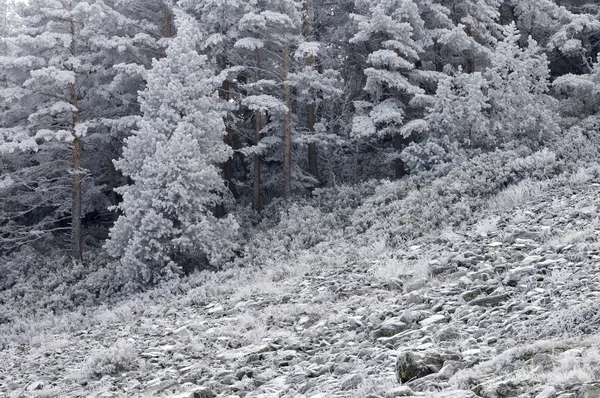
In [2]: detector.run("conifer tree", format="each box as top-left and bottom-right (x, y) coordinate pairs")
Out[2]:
(106, 11), (238, 288)
(0, 0), (162, 258)
(350, 0), (427, 178)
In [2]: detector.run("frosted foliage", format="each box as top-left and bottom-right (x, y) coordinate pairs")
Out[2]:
(553, 61), (600, 117)
(349, 0), (426, 144)
(485, 24), (559, 145)
(107, 12), (239, 288)
(0, 0), (163, 251)
(424, 24), (558, 153)
(427, 72), (492, 148)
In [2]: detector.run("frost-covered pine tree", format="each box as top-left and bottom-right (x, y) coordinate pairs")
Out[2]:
(403, 23), (559, 172)
(106, 11), (239, 289)
(291, 0), (343, 187)
(0, 0), (101, 259)
(350, 0), (427, 178)
(0, 0), (163, 258)
(234, 0), (304, 201)
(548, 11), (600, 75)
(486, 23), (559, 147)
(179, 0), (250, 199)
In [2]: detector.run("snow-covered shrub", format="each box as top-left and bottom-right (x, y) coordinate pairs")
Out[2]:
(351, 148), (561, 246)
(76, 342), (137, 381)
(552, 115), (600, 168)
(540, 300), (600, 338)
(0, 249), (123, 320)
(489, 179), (550, 211)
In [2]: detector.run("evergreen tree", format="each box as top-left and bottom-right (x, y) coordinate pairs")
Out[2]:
(0, 0), (163, 258)
(234, 0), (304, 202)
(106, 11), (238, 289)
(404, 24), (559, 172)
(350, 0), (427, 178)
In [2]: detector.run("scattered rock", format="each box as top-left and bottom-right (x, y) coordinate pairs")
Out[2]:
(395, 351), (443, 383)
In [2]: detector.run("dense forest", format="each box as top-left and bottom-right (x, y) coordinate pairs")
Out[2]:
(1, 0), (600, 296)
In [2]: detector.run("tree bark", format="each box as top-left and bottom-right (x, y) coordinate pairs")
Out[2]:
(307, 103), (318, 180)
(253, 110), (263, 211)
(219, 73), (238, 199)
(393, 135), (407, 179)
(466, 26), (476, 74)
(303, 0), (319, 182)
(252, 45), (263, 211)
(283, 39), (292, 201)
(69, 19), (82, 261)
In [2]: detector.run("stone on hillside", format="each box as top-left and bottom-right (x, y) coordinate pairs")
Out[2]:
(434, 391), (477, 398)
(504, 266), (538, 286)
(395, 351), (444, 383)
(340, 374), (363, 391)
(479, 380), (524, 398)
(430, 262), (458, 276)
(406, 279), (427, 293)
(420, 314), (446, 327)
(468, 294), (510, 307)
(434, 326), (461, 342)
(372, 318), (410, 339)
(461, 288), (483, 302)
(535, 386), (556, 398)
(26, 381), (44, 391)
(385, 386), (415, 397)
(522, 255), (543, 265)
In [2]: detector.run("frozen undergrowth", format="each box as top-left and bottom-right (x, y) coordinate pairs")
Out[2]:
(3, 147), (600, 397)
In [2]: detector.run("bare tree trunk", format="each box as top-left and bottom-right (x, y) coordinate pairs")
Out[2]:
(219, 71), (238, 199)
(434, 40), (444, 73)
(107, 141), (118, 221)
(303, 0), (319, 182)
(69, 19), (82, 261)
(157, 3), (173, 58)
(393, 135), (407, 179)
(283, 39), (292, 201)
(466, 26), (476, 74)
(253, 46), (263, 211)
(253, 110), (263, 211)
(307, 103), (318, 180)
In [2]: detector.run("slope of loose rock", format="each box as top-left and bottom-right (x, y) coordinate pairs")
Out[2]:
(2, 179), (600, 398)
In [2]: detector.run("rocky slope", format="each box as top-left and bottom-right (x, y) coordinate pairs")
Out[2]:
(2, 179), (600, 398)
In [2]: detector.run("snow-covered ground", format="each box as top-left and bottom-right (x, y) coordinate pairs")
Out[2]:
(2, 176), (600, 398)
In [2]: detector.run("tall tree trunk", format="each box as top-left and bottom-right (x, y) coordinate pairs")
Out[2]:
(253, 110), (263, 211)
(107, 141), (118, 221)
(307, 103), (318, 180)
(253, 45), (263, 211)
(283, 39), (292, 201)
(219, 71), (238, 199)
(157, 4), (173, 58)
(466, 26), (476, 74)
(434, 40), (444, 73)
(69, 19), (82, 261)
(303, 0), (319, 182)
(393, 135), (407, 179)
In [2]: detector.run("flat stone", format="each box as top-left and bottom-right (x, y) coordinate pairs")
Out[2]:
(468, 294), (510, 307)
(340, 374), (363, 390)
(420, 314), (446, 327)
(535, 386), (556, 398)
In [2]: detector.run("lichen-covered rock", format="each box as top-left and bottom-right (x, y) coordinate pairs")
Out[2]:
(395, 351), (444, 383)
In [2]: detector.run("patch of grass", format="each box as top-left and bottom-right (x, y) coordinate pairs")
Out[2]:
(489, 179), (550, 212)
(74, 341), (137, 381)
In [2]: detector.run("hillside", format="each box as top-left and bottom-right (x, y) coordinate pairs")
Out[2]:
(2, 167), (600, 398)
